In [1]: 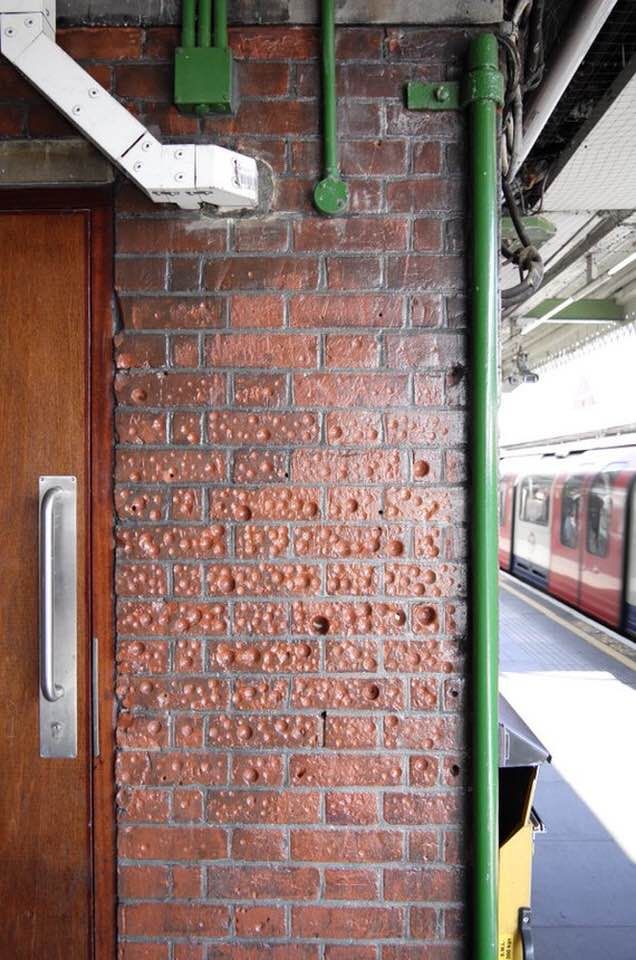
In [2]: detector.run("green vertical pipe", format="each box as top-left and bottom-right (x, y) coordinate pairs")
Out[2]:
(197, 0), (212, 47)
(181, 0), (196, 47)
(468, 33), (500, 960)
(320, 0), (338, 179)
(214, 0), (228, 50)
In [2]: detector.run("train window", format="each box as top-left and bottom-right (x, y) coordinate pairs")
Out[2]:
(586, 474), (612, 557)
(560, 479), (581, 549)
(518, 476), (551, 526)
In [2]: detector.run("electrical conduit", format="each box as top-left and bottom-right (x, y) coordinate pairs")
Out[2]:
(467, 33), (501, 960)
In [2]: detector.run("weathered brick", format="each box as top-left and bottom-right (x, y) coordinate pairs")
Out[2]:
(324, 868), (378, 900)
(326, 256), (383, 291)
(115, 371), (225, 407)
(293, 218), (407, 252)
(236, 905), (285, 937)
(118, 825), (226, 861)
(210, 487), (320, 522)
(238, 61), (291, 97)
(293, 905), (403, 939)
(207, 865), (319, 899)
(204, 256), (318, 291)
(119, 864), (169, 899)
(207, 333), (317, 368)
(231, 828), (286, 862)
(207, 790), (320, 824)
(116, 449), (224, 484)
(289, 294), (403, 328)
(384, 867), (462, 901)
(233, 373), (287, 407)
(294, 373), (409, 407)
(325, 336), (380, 370)
(114, 333), (165, 370)
(291, 755), (401, 787)
(117, 525), (225, 561)
(209, 410), (318, 444)
(325, 792), (378, 825)
(58, 26), (142, 60)
(121, 903), (228, 937)
(118, 219), (226, 254)
(230, 295), (285, 328)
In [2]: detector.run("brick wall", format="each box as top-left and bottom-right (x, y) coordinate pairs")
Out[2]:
(2, 23), (469, 958)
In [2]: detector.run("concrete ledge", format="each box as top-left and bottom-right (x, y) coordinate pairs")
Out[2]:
(56, 0), (502, 27)
(0, 139), (114, 187)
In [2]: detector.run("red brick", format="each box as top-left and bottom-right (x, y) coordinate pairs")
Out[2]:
(238, 61), (291, 96)
(326, 411), (381, 443)
(114, 333), (165, 369)
(384, 715), (460, 751)
(294, 373), (408, 407)
(210, 487), (320, 522)
(341, 139), (408, 176)
(173, 788), (204, 822)
(114, 371), (225, 406)
(411, 295), (444, 328)
(172, 864), (202, 898)
(118, 825), (226, 860)
(413, 218), (444, 252)
(116, 712), (169, 748)
(207, 790), (320, 824)
(413, 141), (443, 174)
(409, 753), (441, 785)
(232, 449), (288, 483)
(208, 949), (318, 960)
(207, 715), (319, 749)
(325, 948), (376, 960)
(235, 221), (289, 253)
(324, 868), (378, 900)
(204, 256), (318, 291)
(383, 950), (459, 960)
(291, 755), (401, 788)
(207, 865), (319, 899)
(58, 26), (143, 60)
(326, 488), (383, 521)
(116, 449), (224, 483)
(27, 103), (75, 137)
(121, 903), (228, 937)
(119, 676), (228, 712)
(410, 906), (439, 938)
(206, 333), (317, 368)
(141, 104), (199, 137)
(326, 256), (382, 291)
(229, 26), (318, 60)
(325, 716), (377, 749)
(236, 905), (285, 937)
(409, 831), (441, 863)
(386, 333), (464, 370)
(293, 905), (403, 939)
(235, 136), (287, 173)
(326, 565), (378, 597)
(384, 793), (460, 826)
(118, 787), (170, 821)
(115, 64), (171, 100)
(119, 945), (168, 960)
(116, 412), (166, 445)
(294, 524), (407, 560)
(231, 828), (286, 861)
(289, 294), (403, 328)
(234, 373), (287, 406)
(384, 867), (462, 901)
(116, 639), (169, 675)
(207, 562), (320, 598)
(387, 255), (464, 292)
(117, 525), (225, 561)
(293, 218), (407, 252)
(116, 258), (166, 293)
(119, 751), (226, 787)
(325, 793), (378, 825)
(172, 413), (202, 447)
(118, 219), (226, 254)
(291, 829), (402, 862)
(0, 105), (25, 136)
(119, 864), (169, 899)
(205, 100), (319, 137)
(168, 335), (198, 368)
(339, 62), (413, 98)
(337, 27), (383, 59)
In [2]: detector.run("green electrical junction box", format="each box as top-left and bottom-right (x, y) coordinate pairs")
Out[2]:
(174, 45), (234, 115)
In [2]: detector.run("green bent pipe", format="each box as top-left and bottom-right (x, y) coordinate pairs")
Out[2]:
(313, 0), (348, 215)
(197, 0), (212, 47)
(214, 0), (228, 50)
(468, 33), (501, 960)
(181, 0), (196, 48)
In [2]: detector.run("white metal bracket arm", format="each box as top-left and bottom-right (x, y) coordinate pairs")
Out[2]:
(0, 1), (258, 210)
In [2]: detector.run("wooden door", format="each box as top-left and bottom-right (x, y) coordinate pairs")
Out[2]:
(0, 196), (115, 959)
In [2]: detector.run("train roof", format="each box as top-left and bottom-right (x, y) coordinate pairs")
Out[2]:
(501, 440), (636, 480)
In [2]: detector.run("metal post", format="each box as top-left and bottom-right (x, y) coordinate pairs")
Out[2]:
(214, 0), (228, 50)
(198, 0), (212, 47)
(468, 32), (500, 960)
(181, 0), (196, 47)
(313, 0), (348, 215)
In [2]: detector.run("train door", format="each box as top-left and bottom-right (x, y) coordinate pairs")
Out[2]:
(624, 479), (636, 638)
(498, 475), (515, 571)
(549, 473), (583, 608)
(579, 471), (625, 628)
(511, 474), (553, 589)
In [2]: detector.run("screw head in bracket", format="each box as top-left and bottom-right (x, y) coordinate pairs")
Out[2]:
(435, 85), (449, 102)
(4, 27), (15, 36)
(88, 88), (99, 98)
(174, 149), (185, 160)
(24, 17), (34, 26)
(133, 161), (143, 172)
(141, 140), (152, 152)
(174, 173), (185, 183)
(72, 105), (81, 115)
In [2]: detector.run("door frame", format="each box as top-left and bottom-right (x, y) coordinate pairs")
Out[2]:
(0, 188), (116, 960)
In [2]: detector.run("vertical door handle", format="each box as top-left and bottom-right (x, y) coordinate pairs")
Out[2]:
(38, 476), (78, 758)
(40, 485), (64, 702)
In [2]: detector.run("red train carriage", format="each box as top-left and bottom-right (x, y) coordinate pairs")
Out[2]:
(500, 439), (636, 639)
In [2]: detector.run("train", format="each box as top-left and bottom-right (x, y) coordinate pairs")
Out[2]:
(499, 436), (636, 639)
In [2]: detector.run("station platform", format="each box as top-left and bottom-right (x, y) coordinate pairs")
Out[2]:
(499, 573), (636, 960)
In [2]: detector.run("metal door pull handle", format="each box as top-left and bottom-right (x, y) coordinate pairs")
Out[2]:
(38, 476), (77, 758)
(40, 485), (64, 702)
